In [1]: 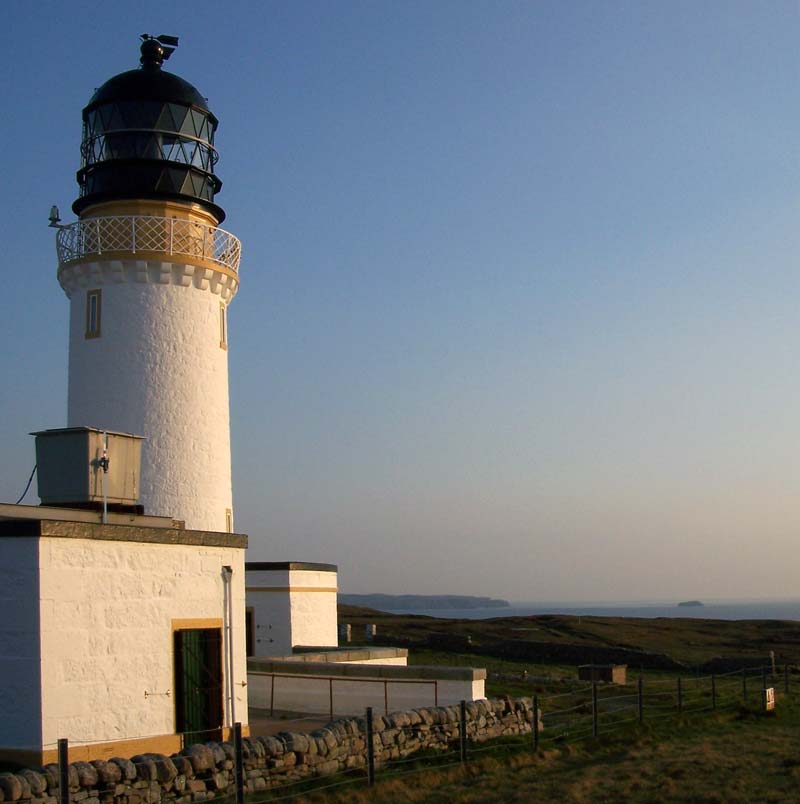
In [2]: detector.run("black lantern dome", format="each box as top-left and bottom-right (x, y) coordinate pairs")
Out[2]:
(73, 35), (225, 222)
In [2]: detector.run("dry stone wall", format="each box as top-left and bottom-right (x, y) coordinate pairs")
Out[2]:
(0, 698), (540, 803)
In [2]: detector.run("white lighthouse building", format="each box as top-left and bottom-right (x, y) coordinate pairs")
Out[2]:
(54, 35), (240, 532)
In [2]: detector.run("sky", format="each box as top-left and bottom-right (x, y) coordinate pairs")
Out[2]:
(1, 1), (798, 602)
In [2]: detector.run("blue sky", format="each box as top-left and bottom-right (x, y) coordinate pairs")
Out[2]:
(1, 1), (798, 601)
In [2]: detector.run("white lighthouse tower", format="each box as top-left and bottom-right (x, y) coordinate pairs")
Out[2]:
(54, 36), (240, 531)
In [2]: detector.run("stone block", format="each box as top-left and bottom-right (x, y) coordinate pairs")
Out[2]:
(110, 760), (137, 782)
(180, 746), (214, 775)
(0, 776), (22, 802)
(204, 744), (225, 765)
(129, 758), (156, 783)
(278, 733), (309, 754)
(20, 772), (46, 797)
(169, 757), (192, 779)
(89, 762), (121, 787)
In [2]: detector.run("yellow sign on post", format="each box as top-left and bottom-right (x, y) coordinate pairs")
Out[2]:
(764, 687), (776, 711)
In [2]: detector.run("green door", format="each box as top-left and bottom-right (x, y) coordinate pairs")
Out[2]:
(174, 628), (223, 744)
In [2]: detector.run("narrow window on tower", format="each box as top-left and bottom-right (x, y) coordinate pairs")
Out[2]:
(225, 508), (233, 533)
(219, 302), (227, 350)
(85, 289), (102, 339)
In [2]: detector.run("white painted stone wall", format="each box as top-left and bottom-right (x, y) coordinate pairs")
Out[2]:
(63, 259), (233, 532)
(9, 531), (248, 751)
(336, 656), (408, 666)
(0, 538), (43, 749)
(246, 568), (338, 657)
(247, 671), (484, 717)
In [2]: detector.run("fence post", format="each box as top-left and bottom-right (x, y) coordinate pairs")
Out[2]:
(677, 677), (682, 713)
(591, 682), (598, 737)
(459, 700), (468, 763)
(233, 722), (244, 804)
(711, 674), (716, 711)
(785, 664), (790, 694)
(366, 707), (375, 786)
(533, 695), (539, 752)
(762, 666), (767, 693)
(742, 668), (747, 701)
(637, 677), (643, 724)
(58, 738), (69, 804)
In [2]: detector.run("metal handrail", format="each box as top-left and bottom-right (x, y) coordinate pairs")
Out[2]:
(252, 670), (440, 720)
(56, 214), (241, 273)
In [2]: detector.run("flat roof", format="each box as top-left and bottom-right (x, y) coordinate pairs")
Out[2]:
(246, 561), (337, 572)
(0, 516), (246, 549)
(0, 502), (182, 529)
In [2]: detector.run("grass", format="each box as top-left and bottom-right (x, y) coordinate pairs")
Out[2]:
(340, 604), (800, 670)
(284, 694), (800, 803)
(310, 607), (800, 802)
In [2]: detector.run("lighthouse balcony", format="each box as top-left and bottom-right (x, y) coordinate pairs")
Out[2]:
(56, 214), (241, 274)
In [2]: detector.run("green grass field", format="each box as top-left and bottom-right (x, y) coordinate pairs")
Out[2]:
(289, 694), (800, 803)
(316, 606), (800, 802)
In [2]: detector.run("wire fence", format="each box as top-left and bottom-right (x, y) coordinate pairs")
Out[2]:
(51, 664), (790, 804)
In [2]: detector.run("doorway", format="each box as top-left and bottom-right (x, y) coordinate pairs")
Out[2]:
(174, 627), (223, 744)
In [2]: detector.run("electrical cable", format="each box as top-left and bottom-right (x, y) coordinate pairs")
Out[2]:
(15, 464), (37, 505)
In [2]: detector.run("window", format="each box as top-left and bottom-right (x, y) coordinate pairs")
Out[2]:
(225, 508), (233, 533)
(85, 289), (101, 339)
(219, 302), (227, 350)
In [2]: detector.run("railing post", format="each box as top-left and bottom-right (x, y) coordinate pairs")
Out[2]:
(202, 226), (208, 259)
(58, 738), (70, 804)
(95, 218), (102, 255)
(366, 707), (375, 786)
(170, 217), (175, 255)
(637, 677), (643, 724)
(591, 682), (598, 737)
(233, 722), (244, 804)
(459, 700), (468, 763)
(677, 677), (682, 712)
(711, 674), (716, 710)
(131, 216), (136, 253)
(269, 673), (275, 717)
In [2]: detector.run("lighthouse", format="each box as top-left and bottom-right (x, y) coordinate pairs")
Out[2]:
(54, 35), (240, 532)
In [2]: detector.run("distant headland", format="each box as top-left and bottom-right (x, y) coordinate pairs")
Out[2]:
(339, 594), (511, 611)
(678, 600), (704, 607)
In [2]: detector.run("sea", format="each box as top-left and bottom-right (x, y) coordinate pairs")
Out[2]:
(384, 599), (800, 621)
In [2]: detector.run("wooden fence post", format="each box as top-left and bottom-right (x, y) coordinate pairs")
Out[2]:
(637, 677), (643, 724)
(459, 700), (468, 763)
(366, 707), (375, 786)
(58, 738), (70, 804)
(233, 722), (244, 804)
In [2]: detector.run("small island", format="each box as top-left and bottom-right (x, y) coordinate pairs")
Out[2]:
(678, 600), (704, 607)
